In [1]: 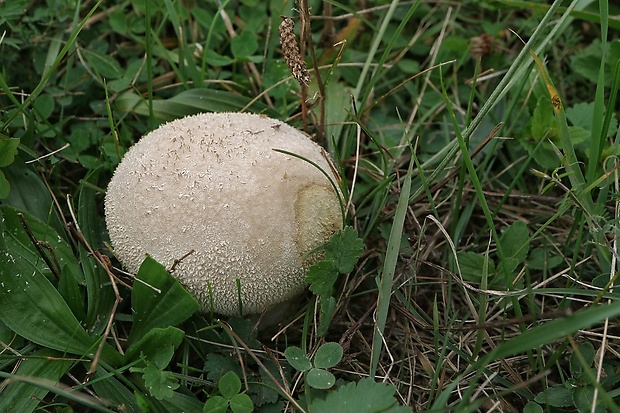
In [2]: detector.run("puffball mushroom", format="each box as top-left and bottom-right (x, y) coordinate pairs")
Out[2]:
(105, 112), (342, 316)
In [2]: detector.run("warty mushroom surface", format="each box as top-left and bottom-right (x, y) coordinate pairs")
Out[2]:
(105, 112), (342, 315)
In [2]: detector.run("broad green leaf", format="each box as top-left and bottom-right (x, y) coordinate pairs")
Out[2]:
(77, 167), (107, 247)
(263, 61), (298, 99)
(32, 93), (55, 120)
(204, 353), (243, 381)
(566, 102), (595, 128)
(566, 101), (618, 137)
(568, 126), (590, 145)
(204, 396), (228, 413)
(456, 251), (496, 282)
(134, 391), (149, 412)
(58, 263), (87, 321)
(0, 137), (19, 167)
(324, 81), (351, 153)
(140, 364), (179, 400)
(306, 260), (339, 297)
(497, 220), (529, 278)
(309, 377), (410, 413)
(534, 385), (573, 407)
(525, 139), (560, 170)
(313, 342), (343, 369)
(218, 371), (242, 399)
(92, 367), (141, 413)
(204, 49), (234, 66)
(254, 359), (283, 406)
(528, 248), (563, 270)
(306, 368), (336, 390)
(108, 7), (128, 33)
(524, 96), (561, 169)
(325, 227), (365, 274)
(0, 170), (9, 199)
(229, 393), (254, 413)
(161, 392), (205, 413)
(318, 296), (337, 338)
(530, 96), (556, 141)
(1, 205), (83, 285)
(0, 348), (73, 413)
(0, 205), (84, 320)
(124, 326), (185, 368)
(231, 30), (258, 60)
(573, 386), (606, 413)
(570, 341), (595, 378)
(80, 243), (113, 334)
(127, 256), (200, 345)
(0, 244), (95, 355)
(81, 48), (123, 79)
(225, 316), (261, 350)
(284, 346), (312, 372)
(3, 159), (64, 232)
(0, 317), (23, 349)
(523, 401), (543, 413)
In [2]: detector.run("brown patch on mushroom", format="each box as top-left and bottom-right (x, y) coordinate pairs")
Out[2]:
(294, 184), (342, 263)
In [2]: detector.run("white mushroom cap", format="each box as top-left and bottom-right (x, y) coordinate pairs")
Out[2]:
(105, 112), (342, 315)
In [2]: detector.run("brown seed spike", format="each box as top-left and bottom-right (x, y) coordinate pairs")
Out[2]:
(279, 16), (310, 85)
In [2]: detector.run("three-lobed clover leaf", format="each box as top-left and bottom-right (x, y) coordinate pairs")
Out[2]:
(284, 346), (312, 372)
(204, 371), (254, 413)
(285, 342), (344, 390)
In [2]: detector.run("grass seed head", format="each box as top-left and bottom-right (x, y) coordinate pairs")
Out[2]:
(279, 16), (310, 85)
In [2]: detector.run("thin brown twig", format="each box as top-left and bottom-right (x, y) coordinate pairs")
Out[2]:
(318, 1), (335, 47)
(298, 0), (326, 142)
(220, 322), (307, 413)
(296, 5), (310, 135)
(169, 249), (195, 273)
(17, 213), (61, 280)
(395, 303), (571, 332)
(65, 195), (124, 377)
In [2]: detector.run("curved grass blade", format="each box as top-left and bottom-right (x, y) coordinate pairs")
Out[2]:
(0, 348), (73, 413)
(115, 89), (281, 121)
(431, 301), (620, 411)
(369, 153), (413, 379)
(77, 168), (116, 333)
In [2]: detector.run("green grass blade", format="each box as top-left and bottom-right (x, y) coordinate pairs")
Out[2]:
(352, 0), (401, 103)
(77, 168), (116, 333)
(411, 0), (577, 202)
(431, 301), (620, 411)
(494, 0), (620, 30)
(585, 0), (609, 183)
(369, 152), (413, 379)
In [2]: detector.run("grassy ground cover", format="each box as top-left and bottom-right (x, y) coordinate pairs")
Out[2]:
(1, 0), (620, 411)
